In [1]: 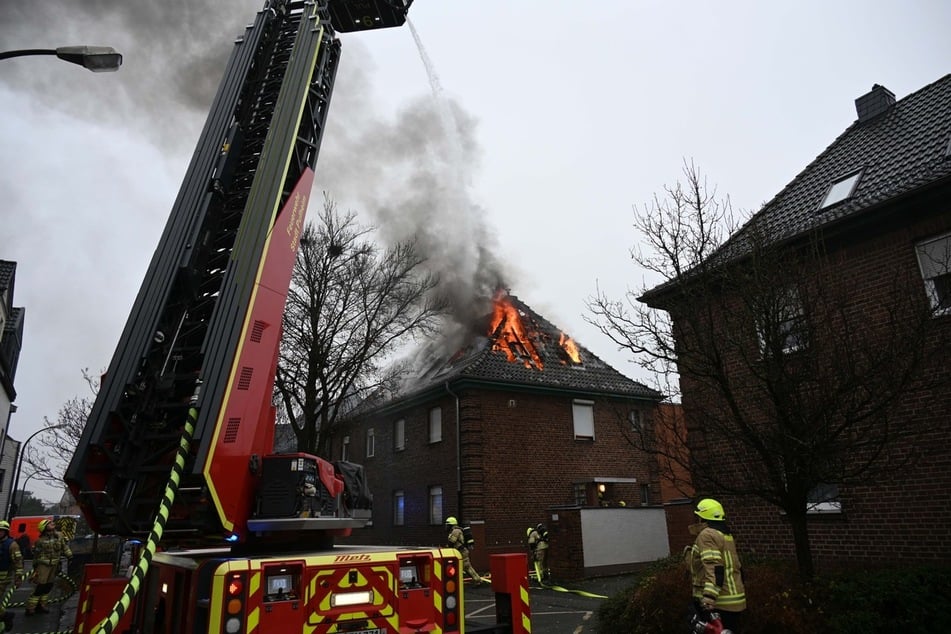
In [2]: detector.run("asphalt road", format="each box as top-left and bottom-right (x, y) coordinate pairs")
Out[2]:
(464, 574), (636, 634)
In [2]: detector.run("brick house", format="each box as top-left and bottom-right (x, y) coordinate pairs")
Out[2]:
(332, 291), (668, 578)
(642, 76), (951, 569)
(0, 260), (25, 518)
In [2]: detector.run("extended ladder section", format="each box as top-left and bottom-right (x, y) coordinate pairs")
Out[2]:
(65, 0), (410, 547)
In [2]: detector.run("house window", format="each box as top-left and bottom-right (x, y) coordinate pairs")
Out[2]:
(393, 490), (405, 526)
(628, 410), (642, 433)
(757, 287), (806, 355)
(573, 483), (586, 506)
(429, 407), (442, 443)
(640, 484), (650, 506)
(366, 428), (375, 458)
(572, 400), (595, 440)
(807, 483), (841, 514)
(916, 232), (951, 315)
(341, 436), (350, 462)
(429, 486), (443, 525)
(394, 418), (405, 451)
(818, 170), (862, 210)
(0, 468), (5, 492)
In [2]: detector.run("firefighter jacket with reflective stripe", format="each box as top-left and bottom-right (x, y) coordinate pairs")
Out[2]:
(447, 527), (469, 554)
(0, 537), (23, 576)
(688, 525), (746, 612)
(32, 533), (72, 567)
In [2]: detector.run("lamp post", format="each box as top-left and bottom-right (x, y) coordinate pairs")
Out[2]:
(0, 46), (122, 72)
(7, 424), (66, 519)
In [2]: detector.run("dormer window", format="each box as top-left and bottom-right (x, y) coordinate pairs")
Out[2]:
(818, 170), (862, 211)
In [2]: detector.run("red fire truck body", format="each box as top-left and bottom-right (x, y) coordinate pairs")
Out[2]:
(75, 546), (467, 634)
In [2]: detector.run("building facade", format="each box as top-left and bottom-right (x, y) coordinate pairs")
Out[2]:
(0, 261), (25, 519)
(333, 292), (668, 577)
(644, 76), (951, 569)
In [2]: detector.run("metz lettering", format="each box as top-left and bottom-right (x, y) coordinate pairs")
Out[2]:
(333, 554), (372, 562)
(286, 191), (307, 251)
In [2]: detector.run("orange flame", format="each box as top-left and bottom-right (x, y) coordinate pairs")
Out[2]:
(488, 291), (544, 370)
(559, 333), (581, 363)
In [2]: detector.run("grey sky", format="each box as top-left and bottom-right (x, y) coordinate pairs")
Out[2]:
(2, 1), (949, 502)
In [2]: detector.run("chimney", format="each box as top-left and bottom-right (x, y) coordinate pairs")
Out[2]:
(854, 84), (896, 123)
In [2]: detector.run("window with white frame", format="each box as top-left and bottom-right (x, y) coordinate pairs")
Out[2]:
(572, 400), (595, 440)
(807, 482), (841, 514)
(818, 170), (862, 210)
(757, 287), (807, 355)
(341, 436), (350, 462)
(429, 407), (442, 443)
(916, 232), (951, 315)
(429, 485), (443, 525)
(366, 428), (375, 458)
(393, 490), (405, 526)
(394, 418), (405, 451)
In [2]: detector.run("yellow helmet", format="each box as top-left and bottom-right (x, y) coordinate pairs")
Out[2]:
(38, 519), (54, 533)
(445, 516), (458, 526)
(526, 527), (533, 537)
(694, 498), (725, 521)
(0, 521), (9, 532)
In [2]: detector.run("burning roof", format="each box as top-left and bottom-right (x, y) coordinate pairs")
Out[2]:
(394, 290), (659, 402)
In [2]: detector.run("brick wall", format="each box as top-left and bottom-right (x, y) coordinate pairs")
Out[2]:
(337, 385), (662, 572)
(677, 204), (951, 568)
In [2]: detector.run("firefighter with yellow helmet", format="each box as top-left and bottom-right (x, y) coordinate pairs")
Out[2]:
(445, 517), (482, 586)
(0, 520), (24, 630)
(686, 498), (746, 632)
(526, 523), (550, 582)
(25, 518), (71, 616)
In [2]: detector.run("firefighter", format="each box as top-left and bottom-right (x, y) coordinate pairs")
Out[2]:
(526, 523), (550, 581)
(445, 517), (482, 586)
(25, 519), (72, 616)
(686, 498), (746, 633)
(0, 520), (24, 630)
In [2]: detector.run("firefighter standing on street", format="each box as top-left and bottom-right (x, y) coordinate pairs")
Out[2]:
(445, 517), (482, 586)
(0, 520), (24, 630)
(25, 519), (71, 616)
(686, 498), (746, 633)
(526, 523), (550, 582)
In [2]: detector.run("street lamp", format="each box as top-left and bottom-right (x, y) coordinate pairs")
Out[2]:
(0, 46), (122, 72)
(7, 424), (66, 519)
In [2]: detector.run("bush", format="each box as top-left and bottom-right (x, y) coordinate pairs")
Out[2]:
(596, 558), (951, 634)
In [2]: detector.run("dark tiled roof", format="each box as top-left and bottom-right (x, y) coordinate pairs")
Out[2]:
(389, 293), (660, 405)
(644, 74), (951, 301)
(750, 74), (951, 242)
(0, 260), (15, 294)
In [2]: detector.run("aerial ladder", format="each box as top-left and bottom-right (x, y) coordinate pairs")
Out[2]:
(64, 0), (411, 550)
(61, 2), (529, 632)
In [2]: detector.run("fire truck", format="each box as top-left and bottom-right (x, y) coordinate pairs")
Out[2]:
(62, 1), (529, 632)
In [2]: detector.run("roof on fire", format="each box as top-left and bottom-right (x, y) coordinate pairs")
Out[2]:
(362, 293), (661, 414)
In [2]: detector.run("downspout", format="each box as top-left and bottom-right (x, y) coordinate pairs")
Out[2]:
(445, 382), (462, 518)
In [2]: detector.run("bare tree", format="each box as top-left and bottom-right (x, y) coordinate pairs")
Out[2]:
(587, 162), (949, 580)
(25, 369), (99, 490)
(275, 197), (448, 457)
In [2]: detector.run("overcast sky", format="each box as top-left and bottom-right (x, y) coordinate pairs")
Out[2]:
(2, 1), (949, 502)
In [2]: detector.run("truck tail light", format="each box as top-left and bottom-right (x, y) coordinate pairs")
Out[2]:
(223, 572), (246, 634)
(443, 558), (460, 632)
